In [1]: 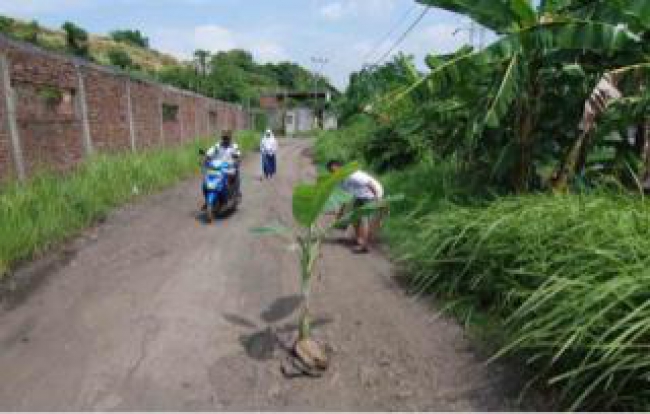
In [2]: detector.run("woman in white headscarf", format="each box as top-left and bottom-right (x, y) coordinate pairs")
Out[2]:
(260, 129), (278, 179)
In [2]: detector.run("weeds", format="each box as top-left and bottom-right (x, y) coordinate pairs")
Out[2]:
(394, 191), (650, 410)
(0, 138), (218, 278)
(235, 129), (261, 153)
(314, 115), (375, 166)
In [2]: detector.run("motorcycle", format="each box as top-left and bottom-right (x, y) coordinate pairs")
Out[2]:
(199, 149), (241, 223)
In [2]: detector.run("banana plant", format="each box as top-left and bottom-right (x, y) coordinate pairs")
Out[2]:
(253, 163), (401, 368)
(545, 60), (650, 191)
(383, 0), (645, 191)
(254, 163), (357, 342)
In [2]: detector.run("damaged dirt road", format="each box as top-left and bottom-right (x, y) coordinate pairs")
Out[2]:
(0, 139), (527, 410)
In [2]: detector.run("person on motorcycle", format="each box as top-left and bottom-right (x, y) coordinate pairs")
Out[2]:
(206, 130), (241, 164)
(201, 131), (241, 211)
(206, 130), (241, 195)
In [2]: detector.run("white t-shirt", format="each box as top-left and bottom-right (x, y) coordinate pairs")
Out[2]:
(342, 170), (384, 201)
(206, 143), (240, 162)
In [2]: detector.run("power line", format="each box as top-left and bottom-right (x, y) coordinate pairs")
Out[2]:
(361, 4), (418, 64)
(372, 6), (430, 66)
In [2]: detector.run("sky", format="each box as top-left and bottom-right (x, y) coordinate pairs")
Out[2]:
(0, 0), (484, 89)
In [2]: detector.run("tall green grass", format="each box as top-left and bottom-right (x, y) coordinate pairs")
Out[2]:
(395, 192), (650, 410)
(235, 129), (261, 153)
(0, 138), (220, 277)
(314, 115), (376, 165)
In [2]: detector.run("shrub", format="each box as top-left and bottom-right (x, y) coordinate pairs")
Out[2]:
(314, 114), (375, 165)
(107, 48), (136, 70)
(62, 21), (89, 57)
(16, 20), (39, 44)
(110, 29), (149, 48)
(0, 16), (14, 34)
(234, 129), (260, 153)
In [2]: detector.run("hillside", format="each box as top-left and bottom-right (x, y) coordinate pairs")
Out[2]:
(0, 15), (178, 72)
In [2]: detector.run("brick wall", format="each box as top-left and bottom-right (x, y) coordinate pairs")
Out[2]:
(0, 34), (249, 182)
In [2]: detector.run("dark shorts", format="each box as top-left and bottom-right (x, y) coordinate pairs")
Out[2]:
(352, 198), (375, 226)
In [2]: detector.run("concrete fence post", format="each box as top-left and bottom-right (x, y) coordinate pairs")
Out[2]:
(205, 102), (212, 135)
(74, 63), (93, 156)
(194, 100), (199, 140)
(205, 101), (210, 136)
(126, 79), (137, 152)
(158, 93), (164, 146)
(179, 103), (185, 143)
(0, 53), (26, 181)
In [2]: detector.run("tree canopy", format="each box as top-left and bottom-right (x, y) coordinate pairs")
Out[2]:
(158, 48), (335, 107)
(109, 29), (149, 48)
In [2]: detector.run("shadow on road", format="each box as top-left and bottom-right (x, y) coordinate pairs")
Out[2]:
(192, 207), (238, 226)
(222, 295), (333, 361)
(222, 313), (258, 329)
(322, 235), (356, 247)
(239, 317), (333, 362)
(260, 295), (301, 323)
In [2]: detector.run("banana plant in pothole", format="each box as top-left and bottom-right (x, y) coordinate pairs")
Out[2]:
(253, 162), (401, 376)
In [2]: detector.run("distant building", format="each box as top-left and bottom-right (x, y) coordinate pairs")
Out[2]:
(259, 90), (337, 136)
(323, 112), (338, 130)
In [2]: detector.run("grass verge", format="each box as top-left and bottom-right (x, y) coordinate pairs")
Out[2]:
(235, 129), (260, 153)
(394, 192), (650, 410)
(0, 132), (258, 278)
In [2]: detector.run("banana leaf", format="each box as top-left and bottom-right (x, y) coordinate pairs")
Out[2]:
(416, 0), (536, 33)
(292, 162), (358, 228)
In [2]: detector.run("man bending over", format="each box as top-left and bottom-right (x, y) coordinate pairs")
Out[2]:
(327, 160), (384, 254)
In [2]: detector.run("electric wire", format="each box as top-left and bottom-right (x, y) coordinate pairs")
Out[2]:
(372, 5), (430, 66)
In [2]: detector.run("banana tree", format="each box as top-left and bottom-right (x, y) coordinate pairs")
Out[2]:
(386, 0), (644, 191)
(553, 63), (650, 189)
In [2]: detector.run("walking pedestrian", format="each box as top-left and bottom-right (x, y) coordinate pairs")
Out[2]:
(260, 129), (278, 179)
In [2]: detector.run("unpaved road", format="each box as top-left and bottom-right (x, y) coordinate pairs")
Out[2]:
(0, 139), (529, 410)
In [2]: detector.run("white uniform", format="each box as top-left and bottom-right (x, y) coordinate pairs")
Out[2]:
(260, 131), (278, 155)
(342, 170), (384, 201)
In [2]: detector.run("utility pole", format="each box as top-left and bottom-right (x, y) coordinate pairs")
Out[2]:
(311, 56), (328, 129)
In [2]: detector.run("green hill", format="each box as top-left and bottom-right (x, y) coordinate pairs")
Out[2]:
(0, 16), (178, 71)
